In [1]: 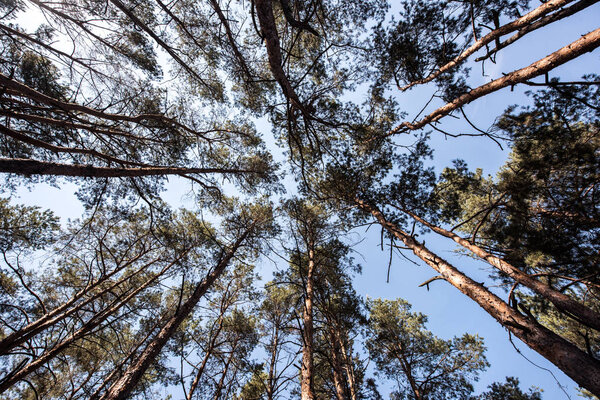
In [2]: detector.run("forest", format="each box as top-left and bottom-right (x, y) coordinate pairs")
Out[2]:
(0, 0), (599, 398)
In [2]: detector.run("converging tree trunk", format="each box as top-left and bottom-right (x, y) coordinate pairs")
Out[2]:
(356, 198), (600, 396)
(98, 226), (254, 400)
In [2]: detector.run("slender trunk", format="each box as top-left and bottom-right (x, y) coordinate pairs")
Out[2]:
(0, 157), (257, 178)
(388, 27), (600, 135)
(400, 0), (580, 90)
(395, 344), (422, 400)
(0, 263), (168, 394)
(300, 242), (316, 400)
(403, 208), (600, 331)
(212, 338), (238, 400)
(328, 325), (347, 400)
(356, 198), (600, 396)
(186, 317), (225, 400)
(266, 325), (279, 400)
(338, 337), (358, 400)
(98, 228), (252, 400)
(0, 253), (163, 356)
(89, 317), (163, 400)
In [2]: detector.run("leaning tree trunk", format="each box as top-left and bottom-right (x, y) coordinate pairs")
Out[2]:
(356, 198), (600, 396)
(401, 208), (600, 331)
(98, 227), (253, 400)
(0, 252), (171, 356)
(0, 262), (171, 395)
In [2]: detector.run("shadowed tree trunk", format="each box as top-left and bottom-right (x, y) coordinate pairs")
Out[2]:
(98, 226), (254, 400)
(356, 198), (600, 396)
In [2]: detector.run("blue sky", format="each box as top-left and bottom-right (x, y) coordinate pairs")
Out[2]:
(9, 1), (600, 398)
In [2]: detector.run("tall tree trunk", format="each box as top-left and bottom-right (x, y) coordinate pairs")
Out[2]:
(0, 263), (168, 394)
(0, 253), (166, 356)
(186, 316), (226, 400)
(328, 325), (348, 400)
(89, 317), (163, 400)
(212, 338), (239, 400)
(98, 228), (253, 400)
(338, 336), (358, 400)
(394, 344), (422, 400)
(388, 26), (600, 135)
(402, 208), (600, 331)
(300, 242), (316, 400)
(356, 198), (600, 396)
(266, 325), (279, 400)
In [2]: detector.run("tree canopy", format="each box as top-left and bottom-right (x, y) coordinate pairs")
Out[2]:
(1, 0), (599, 398)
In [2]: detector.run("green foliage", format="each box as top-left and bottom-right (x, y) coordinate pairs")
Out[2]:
(366, 298), (489, 400)
(0, 197), (59, 253)
(471, 376), (542, 400)
(435, 82), (600, 277)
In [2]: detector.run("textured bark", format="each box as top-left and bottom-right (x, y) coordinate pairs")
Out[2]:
(475, 0), (599, 62)
(388, 27), (600, 135)
(400, 0), (577, 91)
(99, 228), (252, 400)
(0, 253), (160, 356)
(0, 265), (167, 394)
(0, 158), (256, 178)
(300, 243), (316, 400)
(402, 209), (600, 332)
(356, 198), (600, 396)
(328, 327), (348, 400)
(254, 0), (305, 111)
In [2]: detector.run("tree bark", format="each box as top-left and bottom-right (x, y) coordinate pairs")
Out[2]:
(98, 227), (253, 400)
(388, 27), (600, 135)
(300, 242), (316, 400)
(338, 336), (358, 400)
(0, 253), (164, 356)
(328, 326), (348, 400)
(399, 0), (578, 90)
(254, 0), (306, 112)
(0, 158), (257, 178)
(0, 263), (168, 394)
(356, 198), (600, 396)
(402, 208), (600, 332)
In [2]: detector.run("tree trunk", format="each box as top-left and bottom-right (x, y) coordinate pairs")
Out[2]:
(266, 325), (279, 400)
(211, 338), (238, 400)
(0, 264), (167, 394)
(338, 337), (358, 400)
(98, 228), (252, 400)
(388, 26), (600, 135)
(328, 326), (348, 400)
(300, 242), (316, 400)
(186, 316), (226, 400)
(356, 198), (600, 396)
(0, 253), (166, 356)
(402, 208), (600, 331)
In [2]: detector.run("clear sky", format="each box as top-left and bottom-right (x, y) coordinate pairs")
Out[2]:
(9, 1), (600, 399)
